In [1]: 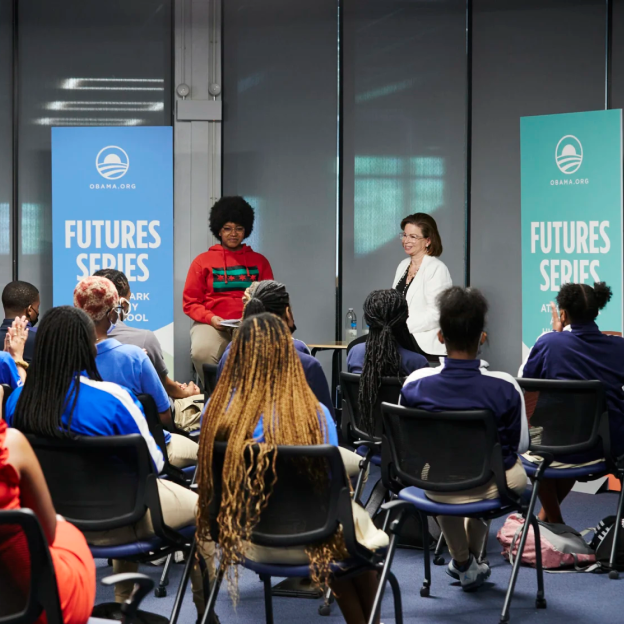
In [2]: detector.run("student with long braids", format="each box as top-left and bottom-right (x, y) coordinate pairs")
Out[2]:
(520, 281), (624, 524)
(216, 280), (334, 417)
(197, 313), (388, 624)
(347, 290), (428, 435)
(3, 307), (217, 621)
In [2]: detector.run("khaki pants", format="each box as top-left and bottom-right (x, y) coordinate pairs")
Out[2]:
(190, 322), (232, 385)
(166, 432), (199, 469)
(426, 458), (528, 562)
(84, 480), (215, 614)
(173, 394), (204, 432)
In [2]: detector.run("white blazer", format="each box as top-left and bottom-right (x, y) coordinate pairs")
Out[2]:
(392, 255), (453, 355)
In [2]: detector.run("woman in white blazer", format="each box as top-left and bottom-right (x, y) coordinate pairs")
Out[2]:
(392, 213), (452, 356)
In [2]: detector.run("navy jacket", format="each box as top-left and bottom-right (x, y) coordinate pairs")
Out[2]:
(520, 322), (624, 459)
(346, 342), (428, 377)
(0, 319), (37, 364)
(401, 358), (529, 470)
(217, 342), (335, 420)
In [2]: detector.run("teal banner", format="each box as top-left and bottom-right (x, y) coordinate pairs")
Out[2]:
(521, 110), (623, 356)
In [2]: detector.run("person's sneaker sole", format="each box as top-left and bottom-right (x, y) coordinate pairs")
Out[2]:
(461, 566), (491, 592)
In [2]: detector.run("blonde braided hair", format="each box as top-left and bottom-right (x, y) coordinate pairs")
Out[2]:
(196, 313), (347, 598)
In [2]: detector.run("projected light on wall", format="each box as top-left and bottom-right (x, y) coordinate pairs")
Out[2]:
(0, 204), (9, 254)
(21, 203), (44, 254)
(240, 196), (262, 252)
(354, 156), (445, 257)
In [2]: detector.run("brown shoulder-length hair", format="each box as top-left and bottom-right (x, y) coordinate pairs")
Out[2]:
(400, 212), (443, 257)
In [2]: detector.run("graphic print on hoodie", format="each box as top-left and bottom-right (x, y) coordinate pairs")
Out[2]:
(183, 244), (274, 324)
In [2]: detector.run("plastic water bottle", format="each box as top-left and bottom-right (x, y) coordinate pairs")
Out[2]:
(345, 308), (357, 340)
(361, 316), (369, 335)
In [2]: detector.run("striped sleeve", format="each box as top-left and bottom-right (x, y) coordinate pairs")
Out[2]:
(79, 377), (165, 473)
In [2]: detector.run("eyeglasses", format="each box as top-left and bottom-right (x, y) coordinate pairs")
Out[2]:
(399, 233), (426, 243)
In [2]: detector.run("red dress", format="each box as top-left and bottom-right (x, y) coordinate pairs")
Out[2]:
(0, 419), (96, 624)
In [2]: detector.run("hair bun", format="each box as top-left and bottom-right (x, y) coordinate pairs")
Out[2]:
(593, 282), (613, 310)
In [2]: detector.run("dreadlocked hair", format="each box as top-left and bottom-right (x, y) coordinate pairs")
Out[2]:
(196, 313), (346, 599)
(243, 280), (290, 319)
(358, 290), (409, 435)
(12, 306), (102, 438)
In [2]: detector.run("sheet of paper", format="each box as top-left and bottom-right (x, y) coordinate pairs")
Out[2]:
(220, 318), (241, 328)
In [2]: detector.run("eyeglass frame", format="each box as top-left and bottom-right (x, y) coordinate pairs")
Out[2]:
(399, 232), (427, 242)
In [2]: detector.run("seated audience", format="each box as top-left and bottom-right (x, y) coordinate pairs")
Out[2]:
(183, 196), (274, 383)
(0, 317), (29, 388)
(217, 280), (333, 417)
(0, 387), (96, 624)
(347, 290), (428, 436)
(4, 306), (215, 620)
(93, 268), (203, 431)
(197, 313), (387, 624)
(401, 286), (528, 591)
(519, 281), (624, 524)
(1, 281), (39, 364)
(73, 276), (198, 469)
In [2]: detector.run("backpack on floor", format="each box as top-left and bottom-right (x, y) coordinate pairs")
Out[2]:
(497, 513), (595, 570)
(590, 515), (624, 572)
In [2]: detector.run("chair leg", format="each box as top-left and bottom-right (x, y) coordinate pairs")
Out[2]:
(387, 571), (403, 624)
(499, 483), (541, 623)
(420, 512), (431, 597)
(353, 458), (369, 505)
(200, 565), (224, 624)
(433, 531), (445, 565)
(608, 480), (624, 579)
(155, 553), (173, 597)
(318, 587), (333, 616)
(170, 541), (196, 624)
(531, 517), (546, 608)
(367, 531), (400, 624)
(262, 575), (274, 624)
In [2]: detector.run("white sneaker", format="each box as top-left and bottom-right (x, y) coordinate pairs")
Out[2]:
(446, 559), (460, 580)
(458, 556), (491, 592)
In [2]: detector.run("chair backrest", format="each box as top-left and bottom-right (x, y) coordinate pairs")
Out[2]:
(381, 402), (504, 494)
(136, 393), (188, 483)
(0, 509), (62, 624)
(341, 372), (403, 441)
(208, 442), (352, 549)
(202, 364), (219, 398)
(1, 384), (12, 413)
(516, 378), (608, 457)
(27, 434), (152, 532)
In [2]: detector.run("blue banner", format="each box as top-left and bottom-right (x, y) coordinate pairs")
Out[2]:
(521, 110), (623, 357)
(52, 126), (174, 370)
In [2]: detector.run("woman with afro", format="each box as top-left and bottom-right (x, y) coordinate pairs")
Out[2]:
(183, 197), (273, 382)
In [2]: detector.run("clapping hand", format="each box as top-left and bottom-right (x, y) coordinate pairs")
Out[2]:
(550, 302), (563, 332)
(5, 316), (28, 361)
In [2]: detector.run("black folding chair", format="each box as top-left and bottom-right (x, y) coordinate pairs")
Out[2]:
(136, 394), (195, 485)
(517, 378), (624, 578)
(202, 364), (219, 399)
(373, 403), (546, 624)
(340, 372), (402, 506)
(26, 434), (202, 624)
(200, 442), (404, 624)
(0, 509), (156, 624)
(1, 384), (12, 413)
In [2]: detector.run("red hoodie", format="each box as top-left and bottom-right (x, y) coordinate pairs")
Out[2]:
(183, 244), (273, 324)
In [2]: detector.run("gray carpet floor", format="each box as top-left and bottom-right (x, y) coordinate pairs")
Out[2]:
(94, 472), (624, 624)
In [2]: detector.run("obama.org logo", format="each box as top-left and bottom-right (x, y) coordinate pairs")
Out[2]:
(96, 145), (130, 180)
(555, 135), (583, 175)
